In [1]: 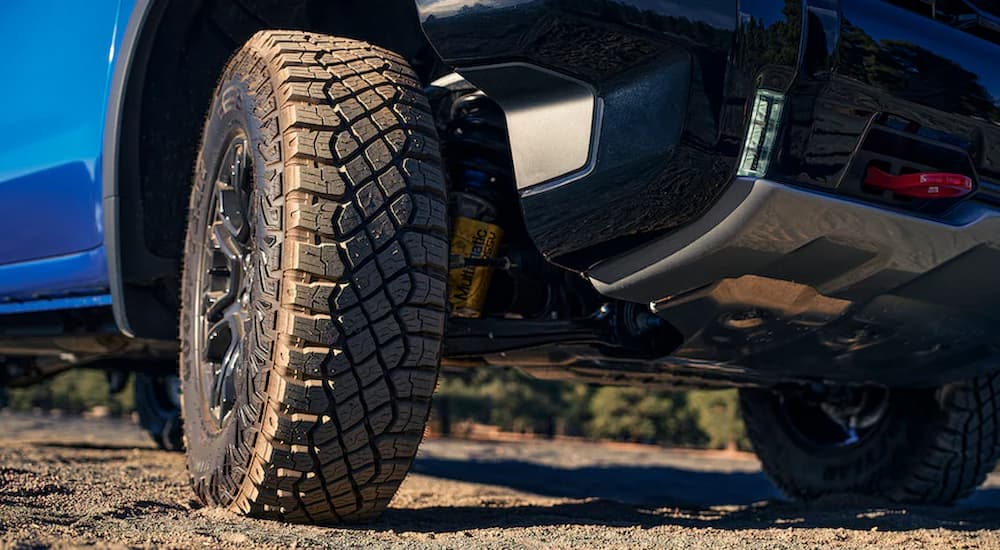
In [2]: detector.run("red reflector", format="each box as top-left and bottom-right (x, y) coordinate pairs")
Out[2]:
(865, 167), (974, 199)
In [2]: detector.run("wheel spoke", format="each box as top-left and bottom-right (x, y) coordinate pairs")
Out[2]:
(204, 226), (243, 323)
(212, 221), (243, 262)
(204, 303), (245, 423)
(217, 139), (250, 242)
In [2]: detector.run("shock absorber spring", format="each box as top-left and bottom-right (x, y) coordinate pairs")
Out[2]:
(444, 92), (514, 193)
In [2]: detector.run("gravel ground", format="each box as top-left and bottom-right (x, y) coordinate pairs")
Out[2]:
(2, 411), (1000, 549)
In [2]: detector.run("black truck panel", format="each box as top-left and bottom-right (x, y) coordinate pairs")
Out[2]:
(417, 0), (1000, 270)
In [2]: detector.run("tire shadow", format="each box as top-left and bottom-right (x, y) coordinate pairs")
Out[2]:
(412, 456), (780, 508)
(380, 456), (1000, 533)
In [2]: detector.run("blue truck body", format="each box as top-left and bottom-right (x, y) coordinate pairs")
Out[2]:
(0, 0), (137, 312)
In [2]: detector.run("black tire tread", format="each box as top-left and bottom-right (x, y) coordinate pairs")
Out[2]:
(889, 374), (1000, 503)
(185, 30), (447, 524)
(741, 373), (1000, 505)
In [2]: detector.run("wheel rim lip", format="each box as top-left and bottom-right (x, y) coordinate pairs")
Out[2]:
(193, 129), (253, 429)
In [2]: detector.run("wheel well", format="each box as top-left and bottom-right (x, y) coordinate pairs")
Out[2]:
(109, 0), (442, 338)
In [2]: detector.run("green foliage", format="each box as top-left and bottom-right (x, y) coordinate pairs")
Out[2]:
(585, 387), (703, 445)
(435, 369), (747, 449)
(435, 369), (565, 434)
(5, 369), (134, 414)
(5, 367), (751, 451)
(686, 390), (749, 451)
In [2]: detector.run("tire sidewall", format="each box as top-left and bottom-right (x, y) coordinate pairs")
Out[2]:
(181, 64), (277, 502)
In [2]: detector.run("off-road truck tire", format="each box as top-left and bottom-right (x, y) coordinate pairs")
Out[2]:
(180, 30), (448, 523)
(740, 374), (1000, 504)
(134, 372), (184, 451)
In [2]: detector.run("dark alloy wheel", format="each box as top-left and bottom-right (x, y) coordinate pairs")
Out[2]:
(741, 376), (1000, 504)
(773, 386), (890, 450)
(193, 132), (253, 429)
(179, 30), (449, 524)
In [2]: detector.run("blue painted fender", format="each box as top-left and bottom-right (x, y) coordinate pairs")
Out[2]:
(0, 0), (140, 309)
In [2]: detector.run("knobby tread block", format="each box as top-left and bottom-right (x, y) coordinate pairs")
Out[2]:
(182, 30), (447, 524)
(888, 374), (1000, 503)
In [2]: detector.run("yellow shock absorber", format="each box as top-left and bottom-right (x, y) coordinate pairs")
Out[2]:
(448, 216), (503, 318)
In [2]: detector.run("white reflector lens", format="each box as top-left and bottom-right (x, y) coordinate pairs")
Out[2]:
(738, 89), (785, 178)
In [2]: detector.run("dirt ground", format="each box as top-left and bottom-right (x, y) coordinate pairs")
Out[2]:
(2, 411), (1000, 549)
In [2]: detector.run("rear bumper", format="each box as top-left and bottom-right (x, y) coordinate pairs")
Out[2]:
(590, 178), (1000, 305)
(590, 178), (1000, 386)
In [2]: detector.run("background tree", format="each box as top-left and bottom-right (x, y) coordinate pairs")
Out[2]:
(7, 367), (750, 452)
(686, 389), (748, 451)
